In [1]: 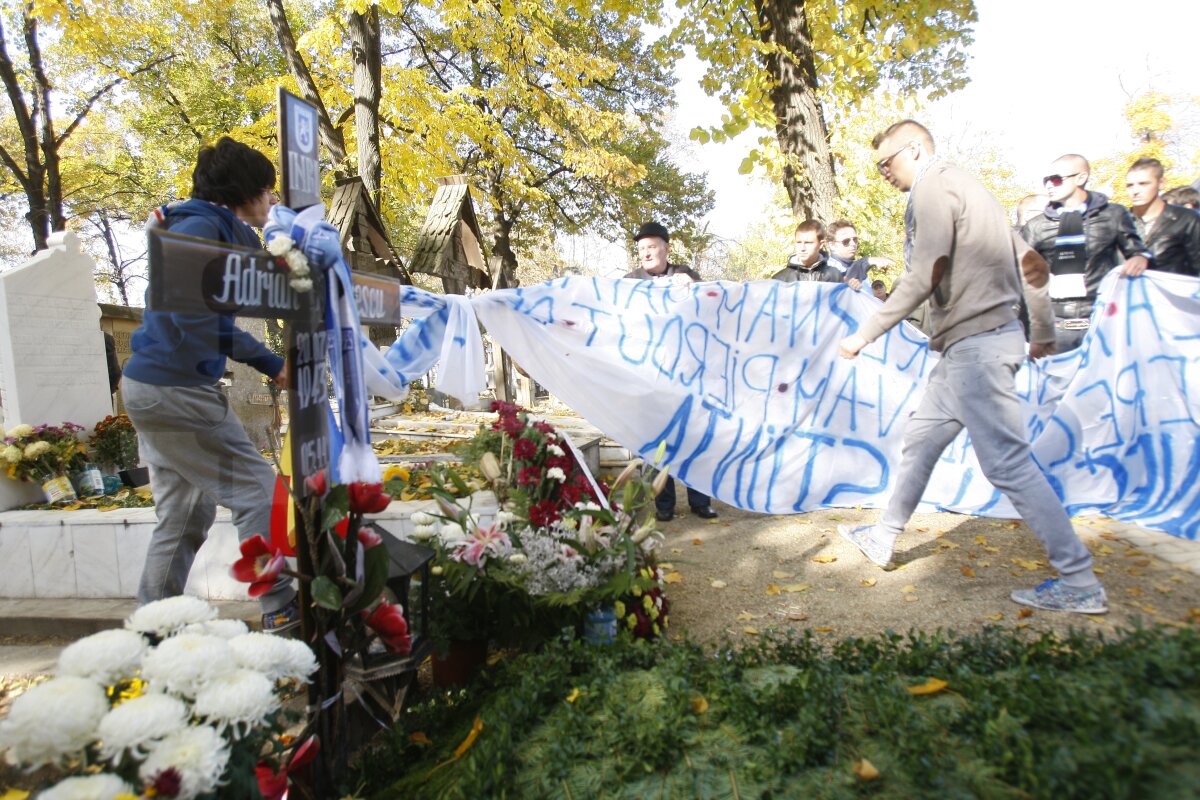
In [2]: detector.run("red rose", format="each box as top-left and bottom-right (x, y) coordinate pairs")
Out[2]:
(528, 499), (561, 529)
(348, 482), (391, 514)
(513, 437), (537, 460)
(230, 535), (285, 597)
(363, 601), (412, 655)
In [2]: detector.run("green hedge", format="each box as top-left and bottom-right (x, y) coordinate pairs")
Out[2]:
(359, 625), (1200, 799)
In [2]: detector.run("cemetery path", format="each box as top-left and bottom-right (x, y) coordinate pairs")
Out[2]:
(656, 493), (1200, 644)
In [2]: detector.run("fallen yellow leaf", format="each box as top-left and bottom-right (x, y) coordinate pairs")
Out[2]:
(812, 555), (837, 563)
(97, 504), (121, 512)
(1011, 558), (1042, 571)
(938, 541), (961, 550)
(1088, 616), (1107, 625)
(983, 546), (1001, 553)
(771, 570), (796, 579)
(765, 583), (781, 596)
(1007, 521), (1020, 529)
(1098, 544), (1114, 555)
(902, 595), (919, 603)
(1094, 567), (1105, 574)
(670, 548), (683, 554)
(743, 626), (760, 635)
(1017, 608), (1033, 619)
(813, 626), (834, 633)
(566, 688), (580, 703)
(691, 538), (704, 545)
(710, 580), (727, 589)
(735, 611), (760, 621)
(454, 716), (484, 759)
(900, 584), (917, 593)
(690, 696), (709, 714)
(974, 535), (989, 545)
(861, 578), (877, 587)
(853, 758), (881, 781)
(1124, 549), (1147, 557)
(781, 583), (811, 593)
(786, 614), (809, 621)
(986, 613), (1004, 621)
(1126, 587), (1143, 596)
(906, 677), (949, 695)
(409, 732), (433, 746)
(960, 566), (976, 578)
(663, 572), (684, 584)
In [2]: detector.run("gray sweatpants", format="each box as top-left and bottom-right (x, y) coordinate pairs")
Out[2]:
(881, 321), (1096, 586)
(122, 377), (294, 612)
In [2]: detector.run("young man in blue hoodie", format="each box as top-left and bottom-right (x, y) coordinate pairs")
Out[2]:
(122, 137), (297, 631)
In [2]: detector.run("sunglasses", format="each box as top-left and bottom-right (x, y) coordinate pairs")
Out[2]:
(834, 236), (859, 246)
(876, 142), (913, 174)
(1042, 172), (1081, 187)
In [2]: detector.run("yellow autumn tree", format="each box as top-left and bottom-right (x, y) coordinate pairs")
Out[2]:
(1091, 91), (1200, 205)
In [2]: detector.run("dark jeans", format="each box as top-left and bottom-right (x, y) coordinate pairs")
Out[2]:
(1052, 298), (1092, 353)
(652, 471), (711, 515)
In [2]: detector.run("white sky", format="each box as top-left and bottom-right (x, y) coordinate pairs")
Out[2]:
(607, 0), (1197, 266)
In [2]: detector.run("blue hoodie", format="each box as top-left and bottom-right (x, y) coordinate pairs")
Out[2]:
(123, 200), (285, 387)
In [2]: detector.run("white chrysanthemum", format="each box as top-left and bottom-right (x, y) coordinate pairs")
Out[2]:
(2, 444), (20, 463)
(508, 553), (528, 565)
(284, 249), (309, 274)
(439, 523), (466, 544)
(575, 502), (602, 513)
(228, 633), (317, 682)
(182, 618), (249, 640)
(192, 669), (278, 738)
(6, 423), (33, 437)
(546, 467), (566, 483)
(410, 510), (435, 526)
(24, 440), (50, 458)
(547, 444), (565, 456)
(126, 596), (217, 638)
(265, 234), (295, 256)
(139, 725), (229, 800)
(0, 676), (107, 766)
(140, 634), (235, 697)
(289, 277), (313, 293)
(39, 773), (134, 800)
(97, 692), (188, 763)
(57, 628), (148, 685)
(410, 524), (437, 541)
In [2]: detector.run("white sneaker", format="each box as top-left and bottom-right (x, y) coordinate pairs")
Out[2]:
(838, 524), (893, 568)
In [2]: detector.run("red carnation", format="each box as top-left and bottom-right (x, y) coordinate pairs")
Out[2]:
(230, 535), (285, 597)
(517, 466), (543, 487)
(513, 437), (537, 460)
(500, 415), (525, 437)
(559, 484), (582, 506)
(528, 499), (561, 529)
(545, 455), (571, 472)
(532, 421), (554, 435)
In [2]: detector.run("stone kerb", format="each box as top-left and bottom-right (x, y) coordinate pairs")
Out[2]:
(0, 231), (115, 511)
(0, 491), (497, 601)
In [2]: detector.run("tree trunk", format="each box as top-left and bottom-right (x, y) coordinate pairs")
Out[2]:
(487, 204), (520, 289)
(754, 0), (837, 224)
(0, 12), (49, 250)
(96, 210), (132, 305)
(265, 0), (349, 173)
(348, 7), (382, 207)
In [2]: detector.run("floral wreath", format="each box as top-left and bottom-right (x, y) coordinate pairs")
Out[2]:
(265, 235), (313, 293)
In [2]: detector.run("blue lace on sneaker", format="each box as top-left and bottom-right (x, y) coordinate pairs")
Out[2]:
(1011, 577), (1108, 614)
(262, 598), (301, 633)
(837, 524), (893, 568)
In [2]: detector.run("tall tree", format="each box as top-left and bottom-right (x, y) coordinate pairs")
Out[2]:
(1091, 91), (1199, 204)
(674, 0), (976, 222)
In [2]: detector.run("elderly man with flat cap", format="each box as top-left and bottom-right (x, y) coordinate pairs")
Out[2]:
(624, 221), (718, 522)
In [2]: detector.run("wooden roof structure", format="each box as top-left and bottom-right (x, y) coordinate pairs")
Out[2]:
(409, 176), (491, 294)
(327, 176), (411, 284)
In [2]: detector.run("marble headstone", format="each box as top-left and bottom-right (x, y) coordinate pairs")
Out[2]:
(0, 231), (113, 509)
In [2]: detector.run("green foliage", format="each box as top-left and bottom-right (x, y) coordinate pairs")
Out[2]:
(358, 624), (1200, 799)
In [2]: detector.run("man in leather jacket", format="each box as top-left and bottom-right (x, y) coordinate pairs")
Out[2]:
(1124, 157), (1200, 277)
(1020, 153), (1151, 351)
(771, 220), (842, 283)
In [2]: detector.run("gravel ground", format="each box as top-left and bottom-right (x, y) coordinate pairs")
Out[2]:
(654, 487), (1200, 645)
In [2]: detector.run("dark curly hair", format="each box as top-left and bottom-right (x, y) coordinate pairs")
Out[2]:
(191, 137), (276, 209)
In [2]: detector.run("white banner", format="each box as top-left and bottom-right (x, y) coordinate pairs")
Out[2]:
(389, 270), (1200, 540)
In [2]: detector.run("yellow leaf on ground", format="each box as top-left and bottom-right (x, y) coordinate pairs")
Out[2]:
(1094, 567), (1105, 574)
(1124, 549), (1147, 557)
(813, 626), (834, 633)
(1007, 521), (1020, 529)
(786, 614), (809, 621)
(861, 578), (877, 587)
(1187, 608), (1200, 620)
(1012, 558), (1042, 571)
(1088, 616), (1107, 624)
(409, 732), (433, 746)
(902, 595), (919, 603)
(691, 538), (704, 545)
(771, 570), (795, 579)
(736, 611), (760, 621)
(960, 566), (976, 578)
(659, 563), (675, 570)
(97, 505), (121, 512)
(781, 583), (811, 593)
(690, 696), (709, 714)
(854, 758), (881, 781)
(1126, 587), (1143, 596)
(974, 535), (989, 545)
(566, 688), (580, 703)
(1018, 608), (1033, 619)
(743, 626), (760, 635)
(710, 580), (727, 589)
(670, 548), (683, 554)
(900, 584), (917, 593)
(983, 546), (1001, 553)
(1098, 544), (1114, 555)
(663, 572), (683, 584)
(454, 716), (484, 759)
(1, 790), (32, 800)
(765, 583), (781, 596)
(812, 555), (837, 563)
(906, 677), (949, 695)
(938, 541), (961, 550)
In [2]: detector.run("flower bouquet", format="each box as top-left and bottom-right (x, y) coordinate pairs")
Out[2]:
(2, 422), (88, 503)
(413, 401), (669, 652)
(90, 414), (141, 474)
(0, 596), (318, 799)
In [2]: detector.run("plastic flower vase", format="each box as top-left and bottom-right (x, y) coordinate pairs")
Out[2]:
(41, 473), (78, 504)
(583, 606), (618, 645)
(71, 462), (105, 497)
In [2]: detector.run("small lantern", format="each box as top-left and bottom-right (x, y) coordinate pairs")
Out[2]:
(368, 523), (435, 663)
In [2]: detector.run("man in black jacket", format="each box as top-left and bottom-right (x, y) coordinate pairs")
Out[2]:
(624, 221), (718, 522)
(1020, 153), (1151, 351)
(771, 220), (842, 283)
(1124, 157), (1200, 277)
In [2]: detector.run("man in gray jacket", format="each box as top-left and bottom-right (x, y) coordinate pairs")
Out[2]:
(836, 119), (1106, 615)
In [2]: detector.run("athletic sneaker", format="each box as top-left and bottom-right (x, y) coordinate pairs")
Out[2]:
(837, 524), (893, 568)
(1011, 578), (1108, 614)
(262, 597), (302, 633)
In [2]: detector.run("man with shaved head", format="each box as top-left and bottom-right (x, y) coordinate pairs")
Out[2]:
(1020, 154), (1151, 351)
(837, 119), (1106, 615)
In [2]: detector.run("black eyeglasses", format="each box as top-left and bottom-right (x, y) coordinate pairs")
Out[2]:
(876, 142), (913, 174)
(835, 236), (859, 246)
(1042, 172), (1081, 187)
